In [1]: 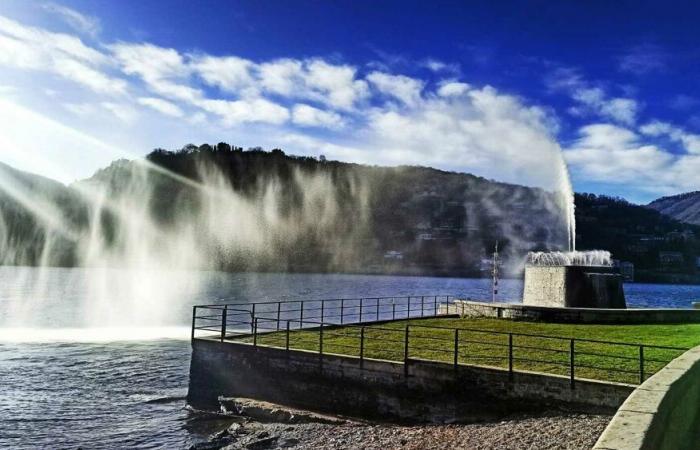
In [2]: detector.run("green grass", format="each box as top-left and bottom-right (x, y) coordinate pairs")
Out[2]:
(238, 317), (700, 385)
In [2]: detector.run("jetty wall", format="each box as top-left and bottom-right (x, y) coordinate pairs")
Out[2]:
(440, 300), (700, 324)
(187, 339), (632, 421)
(594, 345), (700, 450)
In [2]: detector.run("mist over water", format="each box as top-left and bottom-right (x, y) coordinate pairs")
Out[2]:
(0, 157), (371, 329)
(0, 144), (580, 331)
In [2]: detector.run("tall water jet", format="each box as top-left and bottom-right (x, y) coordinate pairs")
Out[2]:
(555, 152), (576, 252)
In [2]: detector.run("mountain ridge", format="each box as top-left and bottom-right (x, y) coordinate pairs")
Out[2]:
(648, 191), (700, 226)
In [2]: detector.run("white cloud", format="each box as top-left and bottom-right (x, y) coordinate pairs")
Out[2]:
(199, 98), (289, 126)
(42, 2), (101, 37)
(110, 42), (188, 81)
(547, 68), (639, 126)
(421, 58), (460, 74)
(191, 55), (254, 93)
(564, 123), (700, 195)
(258, 58), (303, 96)
(367, 71), (424, 106)
(109, 44), (364, 125)
(304, 59), (368, 110)
(137, 97), (184, 118)
(437, 81), (470, 97)
(618, 44), (668, 75)
(570, 87), (638, 125)
(359, 86), (567, 190)
(11, 10), (700, 203)
(640, 121), (700, 154)
(109, 42), (197, 101)
(53, 57), (127, 94)
(291, 104), (344, 129)
(0, 15), (125, 95)
(255, 58), (368, 110)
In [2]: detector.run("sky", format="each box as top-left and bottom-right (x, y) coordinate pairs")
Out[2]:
(1, 0), (700, 203)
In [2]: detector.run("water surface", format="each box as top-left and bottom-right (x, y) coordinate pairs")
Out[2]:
(0, 267), (697, 449)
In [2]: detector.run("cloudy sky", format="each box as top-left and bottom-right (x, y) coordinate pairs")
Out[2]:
(1, 0), (699, 203)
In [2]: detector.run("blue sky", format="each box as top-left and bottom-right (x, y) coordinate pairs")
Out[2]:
(1, 0), (699, 203)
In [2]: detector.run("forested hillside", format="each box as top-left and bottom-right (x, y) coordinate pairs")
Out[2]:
(1, 144), (699, 281)
(648, 191), (700, 226)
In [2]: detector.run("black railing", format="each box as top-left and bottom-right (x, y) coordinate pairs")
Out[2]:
(190, 297), (688, 386)
(249, 318), (687, 385)
(191, 295), (456, 340)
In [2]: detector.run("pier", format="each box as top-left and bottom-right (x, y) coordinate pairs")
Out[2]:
(187, 296), (689, 421)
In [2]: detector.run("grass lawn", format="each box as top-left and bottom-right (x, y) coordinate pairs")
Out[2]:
(239, 317), (700, 385)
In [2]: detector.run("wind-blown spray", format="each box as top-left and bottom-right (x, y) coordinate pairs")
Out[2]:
(0, 153), (371, 328)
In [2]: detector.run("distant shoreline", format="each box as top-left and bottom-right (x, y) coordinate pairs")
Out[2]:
(3, 263), (700, 285)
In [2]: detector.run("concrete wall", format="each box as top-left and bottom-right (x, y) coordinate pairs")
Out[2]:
(441, 300), (700, 324)
(594, 345), (700, 450)
(523, 266), (567, 307)
(187, 339), (632, 422)
(523, 266), (626, 309)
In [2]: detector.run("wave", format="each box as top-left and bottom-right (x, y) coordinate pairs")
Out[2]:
(0, 326), (191, 343)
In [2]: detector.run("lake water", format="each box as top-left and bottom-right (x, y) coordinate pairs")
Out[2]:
(1, 266), (698, 449)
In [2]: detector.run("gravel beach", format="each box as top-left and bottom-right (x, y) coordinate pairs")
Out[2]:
(192, 409), (611, 450)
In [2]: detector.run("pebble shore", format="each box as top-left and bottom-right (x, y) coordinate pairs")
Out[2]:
(193, 410), (611, 450)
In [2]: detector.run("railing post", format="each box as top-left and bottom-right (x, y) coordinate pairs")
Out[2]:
(276, 302), (281, 331)
(454, 329), (459, 371)
(299, 301), (304, 329)
(392, 300), (396, 320)
(191, 306), (197, 341)
(421, 296), (425, 317)
(508, 333), (513, 379)
(434, 296), (438, 316)
(253, 317), (258, 347)
(250, 303), (256, 334)
(221, 305), (228, 342)
(321, 300), (325, 323)
(319, 322), (323, 356)
(404, 325), (410, 376)
(570, 339), (575, 389)
(407, 297), (411, 318)
(359, 298), (363, 322)
(376, 299), (380, 321)
(639, 345), (645, 384)
(286, 320), (290, 351)
(360, 326), (365, 366)
(340, 299), (345, 324)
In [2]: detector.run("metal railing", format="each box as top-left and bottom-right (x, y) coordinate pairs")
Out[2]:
(248, 318), (687, 385)
(191, 295), (456, 340)
(190, 296), (688, 386)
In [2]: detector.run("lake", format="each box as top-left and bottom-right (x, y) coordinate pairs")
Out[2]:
(0, 266), (698, 449)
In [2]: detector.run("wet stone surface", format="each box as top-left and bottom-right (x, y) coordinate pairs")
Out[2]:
(189, 400), (611, 450)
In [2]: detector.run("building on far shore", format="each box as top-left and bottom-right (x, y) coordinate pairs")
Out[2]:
(618, 261), (635, 282)
(383, 250), (404, 261)
(659, 251), (684, 268)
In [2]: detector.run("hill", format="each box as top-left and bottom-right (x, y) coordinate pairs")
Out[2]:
(1, 144), (699, 282)
(576, 193), (700, 282)
(648, 191), (700, 226)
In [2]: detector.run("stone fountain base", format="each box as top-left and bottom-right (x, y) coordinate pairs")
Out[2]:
(523, 265), (626, 309)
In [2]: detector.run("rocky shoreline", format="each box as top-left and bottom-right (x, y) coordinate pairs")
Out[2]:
(189, 399), (611, 450)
